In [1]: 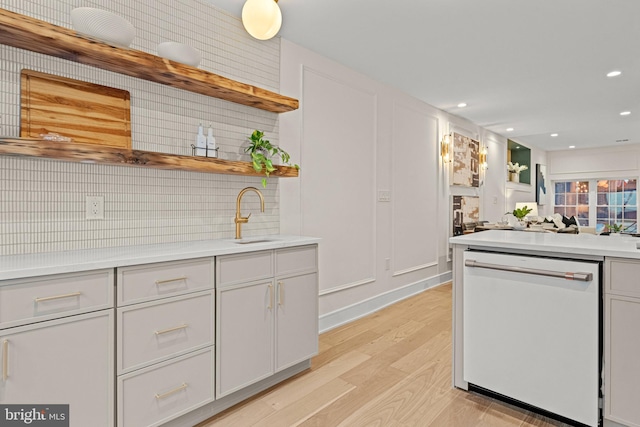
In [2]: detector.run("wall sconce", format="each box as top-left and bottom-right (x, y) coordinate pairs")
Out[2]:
(441, 134), (452, 163)
(479, 145), (488, 170)
(242, 0), (282, 40)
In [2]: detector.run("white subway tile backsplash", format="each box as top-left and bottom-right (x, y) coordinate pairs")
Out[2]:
(0, 0), (283, 255)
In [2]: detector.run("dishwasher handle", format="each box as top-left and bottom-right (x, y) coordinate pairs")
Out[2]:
(464, 259), (593, 282)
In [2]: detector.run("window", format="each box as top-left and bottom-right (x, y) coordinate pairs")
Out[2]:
(554, 179), (637, 233)
(597, 180), (637, 232)
(554, 181), (589, 223)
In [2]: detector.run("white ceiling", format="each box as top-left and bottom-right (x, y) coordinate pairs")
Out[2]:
(208, 0), (640, 152)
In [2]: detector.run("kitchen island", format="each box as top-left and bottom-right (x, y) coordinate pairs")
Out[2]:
(450, 230), (640, 427)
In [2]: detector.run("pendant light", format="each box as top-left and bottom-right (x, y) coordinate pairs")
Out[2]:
(242, 0), (282, 41)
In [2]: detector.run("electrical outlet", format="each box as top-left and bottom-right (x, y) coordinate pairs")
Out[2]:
(86, 196), (104, 220)
(378, 190), (391, 202)
(385, 258), (391, 270)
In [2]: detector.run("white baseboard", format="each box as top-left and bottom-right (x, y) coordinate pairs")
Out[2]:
(318, 271), (452, 333)
(161, 360), (311, 427)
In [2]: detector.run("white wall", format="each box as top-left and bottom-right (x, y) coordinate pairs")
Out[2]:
(548, 144), (640, 180)
(279, 40), (547, 329)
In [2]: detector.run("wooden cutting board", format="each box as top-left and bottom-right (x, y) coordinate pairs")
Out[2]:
(20, 69), (131, 149)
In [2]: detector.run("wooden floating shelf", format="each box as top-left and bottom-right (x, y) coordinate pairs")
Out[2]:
(0, 8), (299, 113)
(0, 138), (299, 178)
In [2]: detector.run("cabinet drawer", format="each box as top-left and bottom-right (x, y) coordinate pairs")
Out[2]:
(117, 290), (213, 374)
(217, 250), (273, 288)
(607, 258), (640, 298)
(117, 258), (213, 306)
(276, 245), (317, 277)
(0, 269), (113, 329)
(118, 347), (214, 427)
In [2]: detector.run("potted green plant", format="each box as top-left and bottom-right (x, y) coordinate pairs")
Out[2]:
(606, 223), (625, 235)
(244, 130), (299, 188)
(510, 205), (533, 221)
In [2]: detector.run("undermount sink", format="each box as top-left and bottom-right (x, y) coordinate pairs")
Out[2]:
(233, 238), (277, 245)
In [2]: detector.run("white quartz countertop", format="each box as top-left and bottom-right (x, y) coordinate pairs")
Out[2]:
(0, 235), (321, 280)
(450, 230), (640, 260)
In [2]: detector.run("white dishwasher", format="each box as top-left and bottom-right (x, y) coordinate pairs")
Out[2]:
(463, 250), (601, 427)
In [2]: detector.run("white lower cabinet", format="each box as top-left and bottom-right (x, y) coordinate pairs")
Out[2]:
(216, 278), (275, 396)
(216, 245), (319, 397)
(115, 259), (215, 427)
(0, 310), (114, 427)
(605, 258), (640, 427)
(275, 272), (319, 371)
(117, 347), (214, 427)
(0, 245), (318, 426)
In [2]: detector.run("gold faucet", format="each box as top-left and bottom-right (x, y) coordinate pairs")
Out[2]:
(235, 187), (265, 239)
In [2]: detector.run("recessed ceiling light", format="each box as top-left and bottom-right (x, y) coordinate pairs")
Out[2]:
(550, 133), (558, 137)
(620, 111), (631, 116)
(569, 145), (576, 149)
(506, 127), (514, 132)
(607, 70), (622, 77)
(457, 102), (467, 108)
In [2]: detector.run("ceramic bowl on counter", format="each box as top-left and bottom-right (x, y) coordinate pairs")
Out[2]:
(157, 42), (202, 67)
(70, 7), (136, 47)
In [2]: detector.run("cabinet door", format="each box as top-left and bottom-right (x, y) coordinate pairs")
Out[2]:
(0, 310), (114, 427)
(216, 280), (274, 397)
(275, 273), (318, 372)
(605, 294), (640, 427)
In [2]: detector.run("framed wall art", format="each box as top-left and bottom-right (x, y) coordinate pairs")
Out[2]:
(536, 163), (547, 205)
(452, 195), (480, 236)
(451, 132), (479, 187)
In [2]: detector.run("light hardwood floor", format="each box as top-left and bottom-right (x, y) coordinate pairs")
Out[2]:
(199, 283), (569, 427)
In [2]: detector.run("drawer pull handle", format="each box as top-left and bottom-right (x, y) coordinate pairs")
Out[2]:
(155, 277), (187, 285)
(2, 340), (7, 381)
(155, 382), (187, 399)
(34, 291), (81, 303)
(268, 284), (274, 309)
(278, 281), (284, 306)
(155, 324), (188, 336)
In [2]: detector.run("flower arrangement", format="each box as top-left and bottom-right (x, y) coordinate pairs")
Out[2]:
(507, 161), (528, 174)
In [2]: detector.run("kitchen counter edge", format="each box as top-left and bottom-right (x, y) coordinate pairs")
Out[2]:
(0, 235), (321, 280)
(449, 229), (640, 260)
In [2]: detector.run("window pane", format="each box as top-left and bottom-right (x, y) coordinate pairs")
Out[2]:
(552, 179), (639, 230)
(624, 191), (636, 206)
(552, 180), (590, 224)
(596, 206), (609, 219)
(564, 207), (576, 217)
(577, 206), (589, 221)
